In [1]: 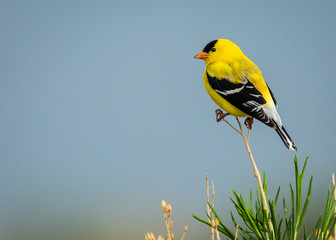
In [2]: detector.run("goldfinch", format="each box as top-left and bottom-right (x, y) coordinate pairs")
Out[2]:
(195, 39), (297, 151)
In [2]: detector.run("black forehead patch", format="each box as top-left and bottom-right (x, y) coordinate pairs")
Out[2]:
(202, 40), (218, 53)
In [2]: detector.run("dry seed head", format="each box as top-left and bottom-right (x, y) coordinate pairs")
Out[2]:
(167, 204), (172, 213)
(171, 233), (175, 240)
(145, 232), (156, 240)
(181, 226), (188, 240)
(157, 235), (164, 240)
(161, 200), (167, 212)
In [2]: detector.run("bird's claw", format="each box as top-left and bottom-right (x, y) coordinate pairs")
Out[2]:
(244, 117), (254, 130)
(215, 109), (230, 122)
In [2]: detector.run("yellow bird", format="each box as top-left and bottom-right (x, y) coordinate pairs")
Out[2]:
(194, 39), (297, 151)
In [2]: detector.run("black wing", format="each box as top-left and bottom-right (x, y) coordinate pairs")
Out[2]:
(207, 72), (276, 128)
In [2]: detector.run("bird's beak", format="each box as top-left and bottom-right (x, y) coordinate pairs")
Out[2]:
(194, 51), (208, 60)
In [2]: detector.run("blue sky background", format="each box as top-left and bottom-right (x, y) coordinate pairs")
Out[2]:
(1, 1), (336, 239)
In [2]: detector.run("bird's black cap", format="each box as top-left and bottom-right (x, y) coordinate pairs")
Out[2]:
(202, 40), (218, 53)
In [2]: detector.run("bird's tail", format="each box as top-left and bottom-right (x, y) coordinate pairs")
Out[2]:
(275, 123), (297, 151)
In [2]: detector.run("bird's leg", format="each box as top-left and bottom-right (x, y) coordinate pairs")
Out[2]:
(215, 109), (230, 122)
(244, 117), (254, 130)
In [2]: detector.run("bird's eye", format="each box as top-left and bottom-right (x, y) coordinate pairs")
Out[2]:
(211, 48), (216, 52)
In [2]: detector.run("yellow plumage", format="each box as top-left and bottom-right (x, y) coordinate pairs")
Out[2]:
(195, 39), (297, 151)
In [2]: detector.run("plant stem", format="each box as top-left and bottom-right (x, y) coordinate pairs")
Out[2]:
(235, 118), (275, 239)
(206, 173), (215, 240)
(218, 114), (276, 239)
(234, 224), (239, 240)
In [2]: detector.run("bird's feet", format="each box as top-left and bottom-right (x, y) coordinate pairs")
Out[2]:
(215, 109), (230, 122)
(244, 117), (254, 130)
